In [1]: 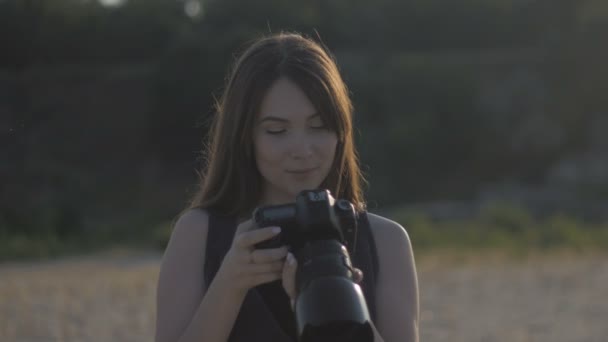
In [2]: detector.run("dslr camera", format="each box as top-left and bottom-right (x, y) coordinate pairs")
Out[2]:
(253, 189), (373, 342)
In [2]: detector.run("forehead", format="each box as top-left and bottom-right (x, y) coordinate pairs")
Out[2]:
(258, 77), (317, 120)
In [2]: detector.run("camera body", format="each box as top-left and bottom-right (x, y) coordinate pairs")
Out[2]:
(253, 189), (357, 252)
(253, 189), (373, 342)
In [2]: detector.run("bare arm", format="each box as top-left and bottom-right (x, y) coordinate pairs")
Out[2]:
(155, 209), (241, 342)
(369, 213), (420, 342)
(155, 209), (288, 342)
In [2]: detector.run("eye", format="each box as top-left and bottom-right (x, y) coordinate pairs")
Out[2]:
(266, 129), (286, 135)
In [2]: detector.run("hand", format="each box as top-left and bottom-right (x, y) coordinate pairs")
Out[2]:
(215, 219), (288, 297)
(281, 253), (364, 311)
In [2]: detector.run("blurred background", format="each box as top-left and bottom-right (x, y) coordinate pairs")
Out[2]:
(1, 0), (607, 257)
(1, 0), (608, 341)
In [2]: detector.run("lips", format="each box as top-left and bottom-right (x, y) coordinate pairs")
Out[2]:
(286, 167), (318, 174)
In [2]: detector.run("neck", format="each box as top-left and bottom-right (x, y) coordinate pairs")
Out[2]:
(258, 187), (295, 208)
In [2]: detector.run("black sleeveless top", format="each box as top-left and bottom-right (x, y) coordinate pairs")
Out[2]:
(203, 210), (379, 341)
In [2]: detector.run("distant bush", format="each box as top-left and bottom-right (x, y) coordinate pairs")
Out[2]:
(3, 202), (607, 261)
(149, 203), (608, 255)
(152, 220), (174, 250)
(391, 203), (608, 253)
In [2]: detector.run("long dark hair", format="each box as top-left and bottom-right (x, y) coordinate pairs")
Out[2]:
(189, 32), (366, 217)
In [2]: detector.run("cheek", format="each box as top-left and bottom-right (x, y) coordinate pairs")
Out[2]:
(320, 134), (339, 161)
(254, 135), (284, 167)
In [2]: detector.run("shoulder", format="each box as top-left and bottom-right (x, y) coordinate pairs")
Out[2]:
(365, 212), (412, 250)
(157, 208), (211, 308)
(174, 208), (210, 231)
(159, 208), (211, 284)
(365, 212), (420, 341)
(155, 209), (211, 342)
(168, 208), (210, 247)
(364, 212), (416, 279)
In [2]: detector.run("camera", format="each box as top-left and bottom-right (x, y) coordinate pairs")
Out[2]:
(253, 189), (373, 342)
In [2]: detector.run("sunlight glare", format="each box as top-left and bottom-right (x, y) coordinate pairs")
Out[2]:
(98, 0), (127, 7)
(184, 0), (202, 19)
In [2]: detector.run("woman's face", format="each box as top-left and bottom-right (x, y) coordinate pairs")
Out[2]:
(253, 77), (338, 206)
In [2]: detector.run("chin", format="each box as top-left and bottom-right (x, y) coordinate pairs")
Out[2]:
(288, 183), (323, 196)
(265, 180), (325, 204)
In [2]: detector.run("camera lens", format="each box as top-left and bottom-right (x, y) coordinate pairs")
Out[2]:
(294, 240), (372, 342)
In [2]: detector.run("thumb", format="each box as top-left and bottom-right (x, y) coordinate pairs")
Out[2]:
(282, 252), (297, 309)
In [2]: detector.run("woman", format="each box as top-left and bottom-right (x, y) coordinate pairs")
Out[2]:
(155, 32), (419, 342)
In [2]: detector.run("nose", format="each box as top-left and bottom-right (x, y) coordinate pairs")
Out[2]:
(288, 132), (314, 160)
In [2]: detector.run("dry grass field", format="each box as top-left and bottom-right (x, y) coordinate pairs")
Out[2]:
(1, 249), (606, 342)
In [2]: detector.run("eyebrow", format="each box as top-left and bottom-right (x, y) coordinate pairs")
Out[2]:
(258, 112), (320, 124)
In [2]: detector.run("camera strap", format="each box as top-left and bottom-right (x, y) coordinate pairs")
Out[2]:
(342, 212), (359, 256)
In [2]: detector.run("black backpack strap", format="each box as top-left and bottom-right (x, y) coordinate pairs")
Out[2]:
(352, 211), (379, 321)
(203, 211), (237, 287)
(359, 211), (379, 278)
(342, 211), (358, 256)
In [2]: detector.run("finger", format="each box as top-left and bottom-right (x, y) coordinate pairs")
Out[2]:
(249, 272), (282, 286)
(251, 246), (288, 263)
(353, 268), (364, 283)
(234, 219), (256, 235)
(234, 226), (281, 249)
(249, 261), (285, 274)
(282, 252), (297, 302)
